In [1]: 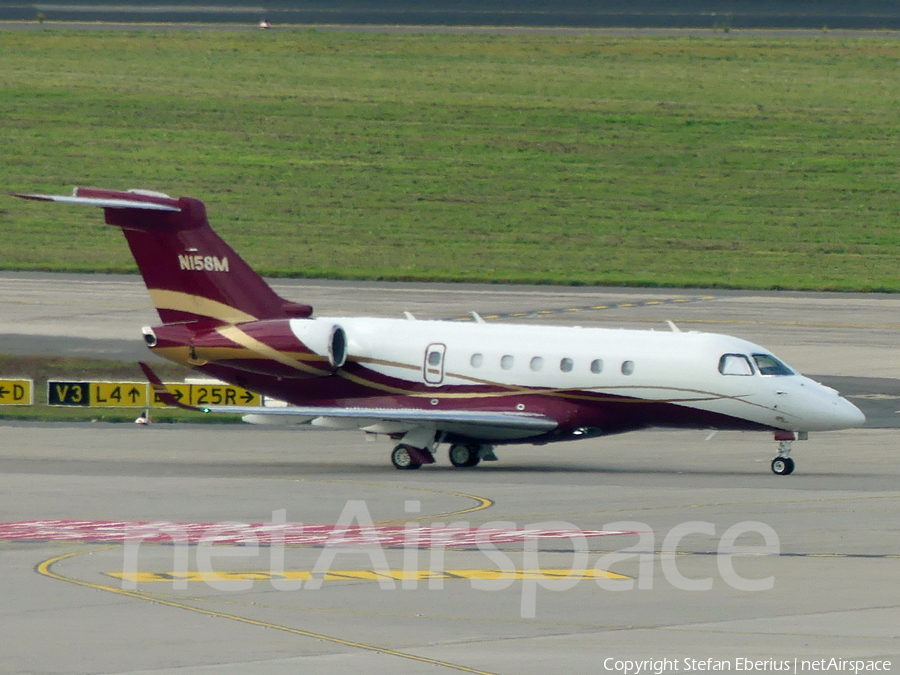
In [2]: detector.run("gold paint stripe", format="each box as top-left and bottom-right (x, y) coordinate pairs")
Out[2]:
(37, 549), (500, 675)
(354, 356), (420, 371)
(194, 346), (328, 363)
(337, 369), (425, 396)
(342, 364), (779, 414)
(339, 371), (531, 400)
(148, 289), (257, 323)
(143, 294), (779, 417)
(215, 325), (332, 377)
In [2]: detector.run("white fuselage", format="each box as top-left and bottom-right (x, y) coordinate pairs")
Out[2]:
(309, 317), (865, 434)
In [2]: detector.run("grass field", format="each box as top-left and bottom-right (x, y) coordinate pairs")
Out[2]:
(1, 30), (899, 290)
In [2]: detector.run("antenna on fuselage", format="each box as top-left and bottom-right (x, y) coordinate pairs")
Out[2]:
(666, 320), (681, 332)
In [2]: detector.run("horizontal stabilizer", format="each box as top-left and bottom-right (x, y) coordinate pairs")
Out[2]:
(14, 189), (181, 212)
(139, 362), (197, 411)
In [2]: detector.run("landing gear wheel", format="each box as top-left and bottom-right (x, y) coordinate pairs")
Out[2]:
(391, 445), (422, 470)
(771, 457), (795, 475)
(448, 444), (481, 468)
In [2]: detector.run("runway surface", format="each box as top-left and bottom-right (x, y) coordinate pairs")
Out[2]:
(0, 273), (899, 673)
(3, 22), (900, 39)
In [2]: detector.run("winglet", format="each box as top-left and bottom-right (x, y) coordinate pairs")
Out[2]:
(138, 362), (200, 411)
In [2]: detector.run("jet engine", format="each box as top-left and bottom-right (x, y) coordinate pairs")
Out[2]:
(141, 318), (347, 379)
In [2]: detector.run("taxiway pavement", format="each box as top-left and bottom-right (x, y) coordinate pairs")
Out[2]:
(0, 424), (898, 674)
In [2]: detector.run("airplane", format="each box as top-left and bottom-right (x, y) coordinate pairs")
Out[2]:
(13, 187), (865, 475)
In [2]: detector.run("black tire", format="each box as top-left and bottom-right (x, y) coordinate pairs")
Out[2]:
(771, 457), (795, 475)
(448, 444), (480, 468)
(391, 445), (422, 470)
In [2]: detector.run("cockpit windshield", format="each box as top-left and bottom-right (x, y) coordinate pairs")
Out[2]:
(752, 353), (794, 376)
(718, 354), (754, 375)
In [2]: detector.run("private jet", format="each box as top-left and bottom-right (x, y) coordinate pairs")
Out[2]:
(14, 188), (865, 474)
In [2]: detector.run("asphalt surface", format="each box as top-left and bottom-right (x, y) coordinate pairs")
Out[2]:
(1, 424), (898, 674)
(3, 21), (900, 39)
(0, 273), (898, 673)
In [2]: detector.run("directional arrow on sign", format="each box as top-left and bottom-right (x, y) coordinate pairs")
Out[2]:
(0, 387), (7, 398)
(128, 387), (142, 403)
(241, 391), (255, 403)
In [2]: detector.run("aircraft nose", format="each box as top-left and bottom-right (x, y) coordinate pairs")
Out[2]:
(797, 378), (866, 430)
(834, 396), (866, 429)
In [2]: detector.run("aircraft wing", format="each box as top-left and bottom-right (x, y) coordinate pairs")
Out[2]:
(139, 362), (557, 438)
(209, 404), (555, 430)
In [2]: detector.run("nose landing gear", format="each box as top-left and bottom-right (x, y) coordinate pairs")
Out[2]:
(771, 453), (795, 476)
(771, 431), (796, 475)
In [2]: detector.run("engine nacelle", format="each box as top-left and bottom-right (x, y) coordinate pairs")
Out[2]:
(142, 318), (347, 379)
(289, 319), (347, 368)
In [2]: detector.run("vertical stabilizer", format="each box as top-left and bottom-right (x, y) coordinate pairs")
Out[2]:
(15, 188), (312, 324)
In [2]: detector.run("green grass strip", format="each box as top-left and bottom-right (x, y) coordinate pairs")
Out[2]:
(2, 31), (900, 290)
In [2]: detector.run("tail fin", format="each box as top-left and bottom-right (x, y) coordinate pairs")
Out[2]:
(15, 188), (312, 324)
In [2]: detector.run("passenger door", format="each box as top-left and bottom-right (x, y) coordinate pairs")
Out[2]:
(423, 343), (446, 386)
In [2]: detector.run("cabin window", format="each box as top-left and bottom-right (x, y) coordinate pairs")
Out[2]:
(560, 358), (574, 373)
(428, 351), (442, 366)
(621, 360), (635, 375)
(590, 359), (603, 374)
(501, 355), (515, 370)
(530, 356), (544, 371)
(719, 354), (754, 376)
(752, 353), (794, 376)
(471, 353), (483, 368)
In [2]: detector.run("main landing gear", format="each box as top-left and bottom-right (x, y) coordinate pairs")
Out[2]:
(771, 431), (798, 475)
(448, 444), (481, 468)
(391, 444), (433, 470)
(390, 443), (497, 470)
